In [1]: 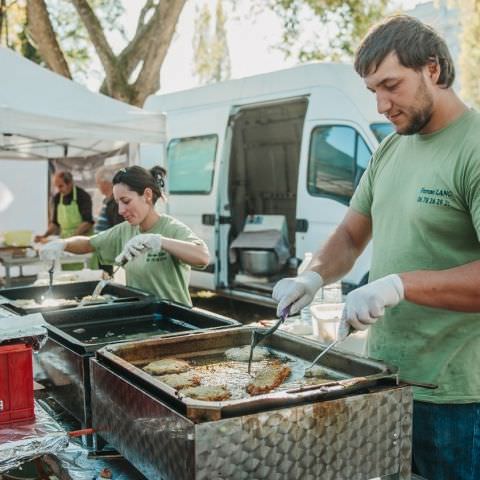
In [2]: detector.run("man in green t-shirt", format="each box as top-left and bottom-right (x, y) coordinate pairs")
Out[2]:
(273, 15), (480, 480)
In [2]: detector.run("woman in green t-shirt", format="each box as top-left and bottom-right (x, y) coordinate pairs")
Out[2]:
(39, 165), (210, 306)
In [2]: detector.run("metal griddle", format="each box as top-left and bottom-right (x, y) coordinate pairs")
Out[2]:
(97, 326), (399, 422)
(36, 300), (240, 425)
(91, 327), (413, 480)
(0, 281), (152, 315)
(42, 300), (240, 354)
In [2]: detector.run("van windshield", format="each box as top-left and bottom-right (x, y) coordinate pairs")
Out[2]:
(370, 123), (394, 142)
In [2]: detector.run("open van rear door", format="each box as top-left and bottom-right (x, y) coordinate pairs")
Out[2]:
(164, 109), (228, 290)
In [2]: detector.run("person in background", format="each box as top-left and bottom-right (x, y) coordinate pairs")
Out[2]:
(35, 171), (93, 241)
(94, 166), (123, 234)
(93, 166), (123, 275)
(272, 15), (480, 480)
(39, 165), (209, 306)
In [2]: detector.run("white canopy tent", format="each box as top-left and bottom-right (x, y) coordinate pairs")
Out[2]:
(0, 47), (166, 160)
(0, 47), (166, 269)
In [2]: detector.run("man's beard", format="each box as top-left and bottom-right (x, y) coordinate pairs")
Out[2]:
(397, 77), (434, 135)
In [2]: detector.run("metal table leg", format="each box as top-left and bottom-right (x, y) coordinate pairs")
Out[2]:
(4, 264), (11, 287)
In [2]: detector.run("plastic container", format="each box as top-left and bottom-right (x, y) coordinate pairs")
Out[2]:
(310, 303), (344, 342)
(0, 343), (35, 424)
(3, 230), (33, 247)
(297, 252), (323, 323)
(323, 281), (343, 303)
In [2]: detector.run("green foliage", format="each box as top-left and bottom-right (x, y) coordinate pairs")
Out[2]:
(193, 3), (212, 83)
(212, 0), (231, 82)
(5, 0), (125, 80)
(268, 0), (389, 61)
(47, 0), (126, 79)
(458, 0), (480, 107)
(0, 0), (27, 50)
(193, 0), (231, 84)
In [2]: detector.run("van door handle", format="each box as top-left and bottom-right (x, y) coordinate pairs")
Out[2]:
(202, 214), (232, 226)
(296, 219), (309, 233)
(202, 214), (215, 226)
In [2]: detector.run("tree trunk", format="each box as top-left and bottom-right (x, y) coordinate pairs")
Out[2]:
(72, 0), (187, 106)
(0, 0), (5, 44)
(128, 0), (187, 106)
(70, 0), (131, 102)
(23, 0), (187, 106)
(26, 0), (71, 78)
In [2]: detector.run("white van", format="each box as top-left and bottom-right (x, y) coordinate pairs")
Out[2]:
(142, 63), (392, 306)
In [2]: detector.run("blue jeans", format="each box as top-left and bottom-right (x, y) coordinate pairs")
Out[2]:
(412, 401), (480, 480)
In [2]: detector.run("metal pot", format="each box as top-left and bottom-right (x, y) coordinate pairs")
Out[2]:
(240, 249), (280, 276)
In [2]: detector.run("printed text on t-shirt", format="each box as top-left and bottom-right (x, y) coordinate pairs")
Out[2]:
(146, 252), (167, 262)
(416, 187), (452, 207)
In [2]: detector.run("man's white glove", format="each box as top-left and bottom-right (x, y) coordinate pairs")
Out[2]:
(39, 239), (66, 262)
(272, 271), (324, 317)
(115, 233), (163, 264)
(339, 274), (404, 334)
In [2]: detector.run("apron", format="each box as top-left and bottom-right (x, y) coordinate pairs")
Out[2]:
(58, 186), (84, 238)
(57, 186), (91, 270)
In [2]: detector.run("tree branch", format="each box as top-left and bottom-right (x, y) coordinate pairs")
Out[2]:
(69, 0), (126, 95)
(119, 0), (161, 75)
(23, 0), (186, 107)
(117, 2), (164, 78)
(131, 0), (187, 104)
(98, 0), (185, 105)
(26, 0), (72, 78)
(136, 0), (155, 32)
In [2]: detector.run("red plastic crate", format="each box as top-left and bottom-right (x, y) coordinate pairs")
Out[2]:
(0, 343), (35, 424)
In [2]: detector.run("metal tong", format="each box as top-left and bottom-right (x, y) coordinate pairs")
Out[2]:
(87, 260), (126, 301)
(44, 260), (55, 299)
(247, 305), (290, 374)
(306, 322), (354, 372)
(109, 259), (127, 279)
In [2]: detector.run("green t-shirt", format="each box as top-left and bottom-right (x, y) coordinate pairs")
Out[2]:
(90, 215), (205, 306)
(351, 109), (480, 403)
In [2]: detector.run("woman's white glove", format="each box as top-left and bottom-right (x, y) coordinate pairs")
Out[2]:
(339, 274), (404, 333)
(272, 271), (324, 316)
(39, 239), (66, 262)
(115, 233), (163, 264)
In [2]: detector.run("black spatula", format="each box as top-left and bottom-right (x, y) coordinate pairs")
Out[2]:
(247, 305), (290, 374)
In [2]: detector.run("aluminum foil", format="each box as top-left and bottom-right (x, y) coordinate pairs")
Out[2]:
(44, 442), (146, 480)
(0, 402), (69, 473)
(0, 312), (48, 351)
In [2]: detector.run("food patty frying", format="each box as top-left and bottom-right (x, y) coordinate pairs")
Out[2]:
(143, 358), (191, 376)
(159, 371), (201, 389)
(180, 385), (231, 401)
(246, 361), (291, 396)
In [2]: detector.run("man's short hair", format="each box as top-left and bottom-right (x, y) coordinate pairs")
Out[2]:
(95, 166), (115, 183)
(354, 15), (455, 88)
(55, 171), (73, 184)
